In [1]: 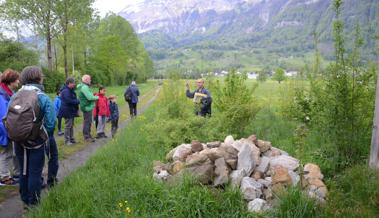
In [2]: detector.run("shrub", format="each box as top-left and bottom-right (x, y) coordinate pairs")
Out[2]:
(212, 70), (261, 138)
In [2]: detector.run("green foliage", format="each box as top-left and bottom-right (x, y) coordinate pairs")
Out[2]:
(43, 69), (65, 93)
(273, 68), (286, 84)
(323, 164), (379, 217)
(87, 14), (154, 86)
(273, 187), (318, 218)
(0, 38), (38, 72)
(257, 71), (268, 82)
(287, 0), (377, 172)
(212, 71), (261, 137)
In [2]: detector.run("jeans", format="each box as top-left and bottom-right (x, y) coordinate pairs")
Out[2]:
(83, 111), (93, 139)
(57, 117), (62, 132)
(96, 116), (106, 135)
(45, 136), (59, 186)
(0, 143), (19, 179)
(64, 118), (75, 143)
(111, 118), (119, 137)
(15, 144), (45, 205)
(128, 102), (137, 117)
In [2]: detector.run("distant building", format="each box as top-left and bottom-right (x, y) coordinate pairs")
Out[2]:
(247, 72), (258, 79)
(285, 71), (298, 77)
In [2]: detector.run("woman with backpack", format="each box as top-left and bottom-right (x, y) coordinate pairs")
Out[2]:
(5, 66), (56, 207)
(0, 69), (20, 186)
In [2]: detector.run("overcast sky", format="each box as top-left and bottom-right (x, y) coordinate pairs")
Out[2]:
(93, 0), (142, 17)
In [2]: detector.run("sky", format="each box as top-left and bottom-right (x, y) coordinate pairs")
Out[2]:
(93, 0), (143, 17)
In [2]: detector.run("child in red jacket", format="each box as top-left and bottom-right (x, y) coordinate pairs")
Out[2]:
(93, 86), (110, 138)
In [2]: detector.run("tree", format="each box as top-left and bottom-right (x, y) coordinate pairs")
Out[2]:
(257, 71), (268, 82)
(0, 37), (38, 71)
(273, 68), (286, 84)
(88, 14), (154, 85)
(2, 0), (59, 72)
(55, 0), (94, 78)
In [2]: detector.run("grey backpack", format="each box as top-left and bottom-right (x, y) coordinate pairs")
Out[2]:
(4, 89), (48, 148)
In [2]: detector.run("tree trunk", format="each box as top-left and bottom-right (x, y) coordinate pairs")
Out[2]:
(370, 69), (379, 170)
(63, 30), (68, 78)
(47, 26), (53, 72)
(54, 43), (58, 71)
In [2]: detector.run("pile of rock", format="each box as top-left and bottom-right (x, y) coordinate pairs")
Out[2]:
(153, 135), (327, 212)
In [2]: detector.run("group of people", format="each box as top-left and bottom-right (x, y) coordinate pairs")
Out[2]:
(0, 66), (140, 208)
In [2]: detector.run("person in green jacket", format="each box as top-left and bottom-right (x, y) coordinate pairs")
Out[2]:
(77, 75), (99, 142)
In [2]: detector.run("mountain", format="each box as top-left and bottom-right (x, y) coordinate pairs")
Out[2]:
(119, 0), (379, 72)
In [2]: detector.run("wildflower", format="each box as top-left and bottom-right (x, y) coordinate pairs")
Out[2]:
(126, 207), (131, 214)
(118, 202), (123, 208)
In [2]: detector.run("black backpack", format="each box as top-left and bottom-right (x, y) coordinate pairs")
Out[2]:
(124, 88), (132, 102)
(4, 89), (48, 148)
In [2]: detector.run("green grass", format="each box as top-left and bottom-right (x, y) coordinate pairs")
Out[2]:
(27, 79), (379, 218)
(28, 96), (257, 218)
(53, 80), (158, 159)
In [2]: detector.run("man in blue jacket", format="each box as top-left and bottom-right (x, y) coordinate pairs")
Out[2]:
(0, 69), (20, 185)
(11, 66), (56, 206)
(125, 81), (140, 117)
(59, 78), (80, 145)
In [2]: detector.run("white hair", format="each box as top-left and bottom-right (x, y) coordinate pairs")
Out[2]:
(131, 81), (136, 85)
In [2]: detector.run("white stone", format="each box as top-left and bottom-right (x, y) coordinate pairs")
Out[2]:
(153, 170), (170, 181)
(224, 135), (235, 146)
(231, 140), (243, 151)
(230, 169), (246, 187)
(247, 199), (268, 212)
(256, 156), (271, 174)
(172, 144), (193, 161)
(257, 179), (271, 188)
(240, 177), (263, 200)
(270, 155), (299, 171)
(237, 144), (256, 176)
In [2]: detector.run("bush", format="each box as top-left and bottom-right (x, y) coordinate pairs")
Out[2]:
(43, 69), (65, 93)
(212, 71), (261, 138)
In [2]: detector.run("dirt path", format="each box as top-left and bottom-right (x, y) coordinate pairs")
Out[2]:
(0, 86), (161, 218)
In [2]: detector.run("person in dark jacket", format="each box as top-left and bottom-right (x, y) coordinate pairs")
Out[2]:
(0, 69), (20, 185)
(186, 78), (212, 117)
(59, 78), (80, 145)
(125, 81), (140, 117)
(108, 95), (119, 137)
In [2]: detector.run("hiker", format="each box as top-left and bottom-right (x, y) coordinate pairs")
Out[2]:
(5, 66), (55, 206)
(0, 69), (20, 185)
(93, 86), (110, 138)
(59, 77), (80, 145)
(124, 81), (140, 117)
(186, 79), (212, 117)
(109, 95), (119, 138)
(54, 89), (63, 136)
(78, 75), (99, 142)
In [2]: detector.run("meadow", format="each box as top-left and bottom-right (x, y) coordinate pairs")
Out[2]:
(27, 78), (379, 218)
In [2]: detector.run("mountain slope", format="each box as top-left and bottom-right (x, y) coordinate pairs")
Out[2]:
(119, 0), (379, 72)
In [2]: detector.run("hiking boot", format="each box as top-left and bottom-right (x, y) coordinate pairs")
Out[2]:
(70, 139), (77, 144)
(0, 176), (17, 186)
(57, 131), (64, 136)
